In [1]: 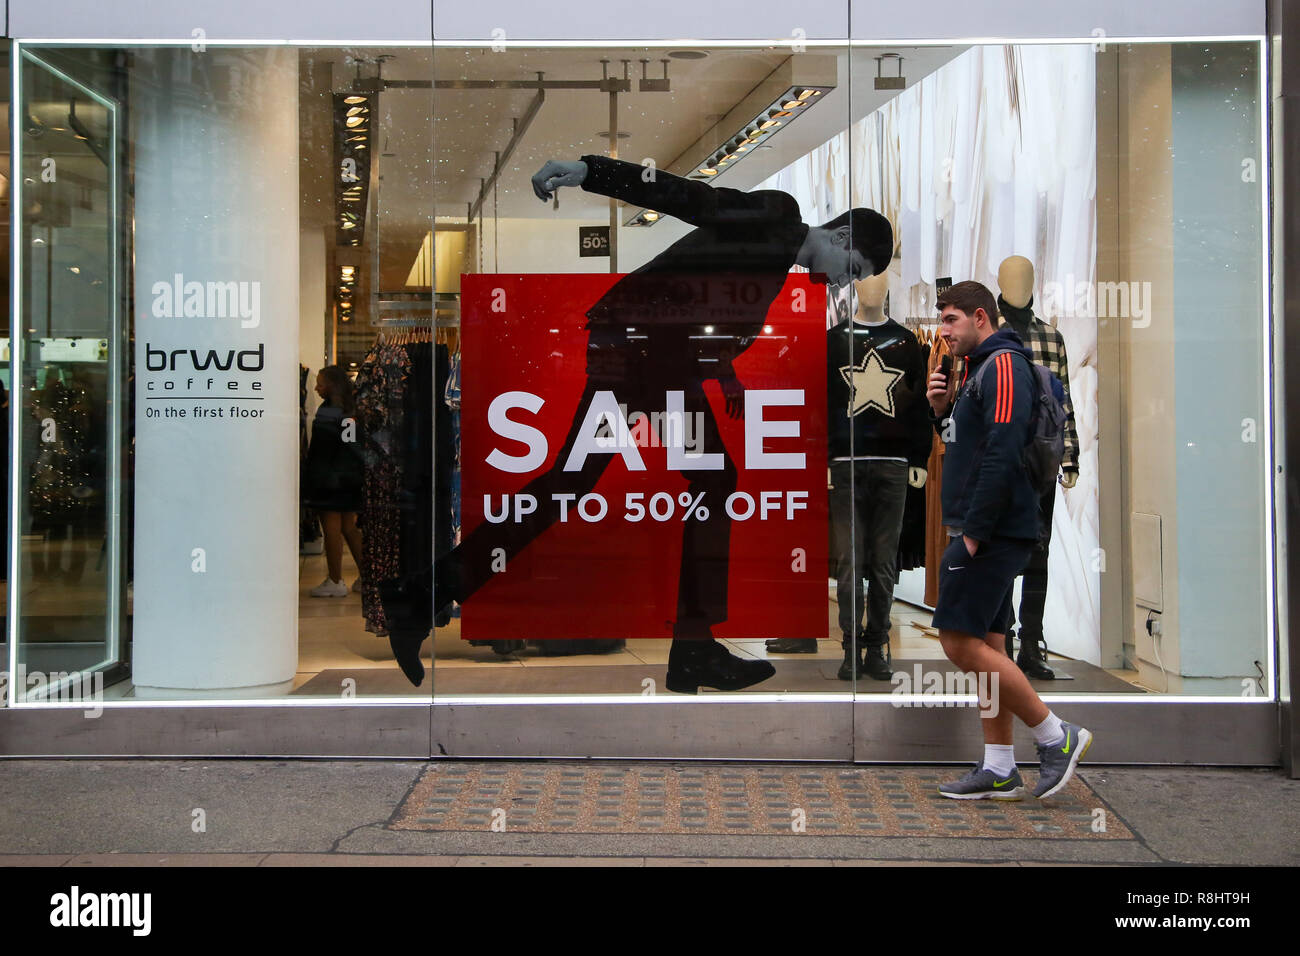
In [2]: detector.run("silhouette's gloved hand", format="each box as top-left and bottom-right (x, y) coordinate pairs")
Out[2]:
(532, 160), (588, 202)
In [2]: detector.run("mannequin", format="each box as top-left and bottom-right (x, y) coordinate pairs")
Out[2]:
(767, 268), (931, 680)
(853, 270), (889, 324)
(995, 255), (1081, 680)
(997, 255), (1035, 311)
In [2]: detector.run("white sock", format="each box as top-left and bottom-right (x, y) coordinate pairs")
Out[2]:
(1030, 712), (1065, 747)
(983, 744), (1016, 777)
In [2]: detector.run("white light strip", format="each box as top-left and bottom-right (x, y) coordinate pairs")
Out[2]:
(6, 41), (22, 711)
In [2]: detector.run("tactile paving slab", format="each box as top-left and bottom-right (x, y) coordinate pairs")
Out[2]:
(391, 764), (1132, 838)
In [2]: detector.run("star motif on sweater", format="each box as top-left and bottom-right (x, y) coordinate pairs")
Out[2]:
(840, 349), (905, 418)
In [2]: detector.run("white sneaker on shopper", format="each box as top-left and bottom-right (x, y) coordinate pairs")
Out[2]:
(309, 577), (349, 598)
(351, 578), (362, 593)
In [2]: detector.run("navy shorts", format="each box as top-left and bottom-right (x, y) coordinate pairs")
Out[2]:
(931, 535), (1035, 638)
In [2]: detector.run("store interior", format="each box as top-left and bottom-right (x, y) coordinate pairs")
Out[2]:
(286, 42), (1147, 699)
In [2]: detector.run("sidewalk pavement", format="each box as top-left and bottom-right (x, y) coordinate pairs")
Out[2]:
(0, 760), (1296, 866)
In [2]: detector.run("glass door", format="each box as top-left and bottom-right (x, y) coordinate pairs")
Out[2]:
(9, 47), (127, 705)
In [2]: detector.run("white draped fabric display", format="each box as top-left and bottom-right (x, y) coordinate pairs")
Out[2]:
(762, 45), (1101, 664)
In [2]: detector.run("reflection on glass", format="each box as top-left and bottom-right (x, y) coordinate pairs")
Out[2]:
(14, 49), (122, 704)
(4, 39), (1271, 709)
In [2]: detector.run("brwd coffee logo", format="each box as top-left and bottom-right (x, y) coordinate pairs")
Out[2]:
(142, 273), (267, 415)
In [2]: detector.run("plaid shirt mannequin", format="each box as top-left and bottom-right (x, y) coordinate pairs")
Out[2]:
(996, 297), (1080, 475)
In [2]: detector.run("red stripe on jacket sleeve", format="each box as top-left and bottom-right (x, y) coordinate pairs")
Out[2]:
(995, 353), (1013, 423)
(993, 354), (1004, 422)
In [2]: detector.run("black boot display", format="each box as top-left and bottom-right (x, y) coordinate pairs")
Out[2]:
(836, 643), (858, 681)
(1016, 632), (1056, 680)
(862, 641), (893, 681)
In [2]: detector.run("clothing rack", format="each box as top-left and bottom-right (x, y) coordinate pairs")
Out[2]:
(906, 317), (942, 346)
(373, 321), (432, 346)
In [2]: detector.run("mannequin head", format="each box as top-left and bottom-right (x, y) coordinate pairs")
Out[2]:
(852, 271), (889, 322)
(997, 255), (1035, 309)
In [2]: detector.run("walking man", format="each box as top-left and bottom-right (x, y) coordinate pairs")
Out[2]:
(925, 280), (1092, 799)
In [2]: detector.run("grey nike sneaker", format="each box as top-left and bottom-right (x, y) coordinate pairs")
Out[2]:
(1033, 722), (1093, 798)
(938, 763), (1025, 800)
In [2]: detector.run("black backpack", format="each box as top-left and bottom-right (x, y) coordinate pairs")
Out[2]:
(971, 348), (1067, 499)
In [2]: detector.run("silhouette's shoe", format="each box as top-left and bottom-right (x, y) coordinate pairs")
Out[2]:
(389, 631), (427, 687)
(666, 641), (775, 694)
(764, 638), (818, 653)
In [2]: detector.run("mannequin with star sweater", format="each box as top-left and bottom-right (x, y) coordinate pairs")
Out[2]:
(771, 271), (931, 679)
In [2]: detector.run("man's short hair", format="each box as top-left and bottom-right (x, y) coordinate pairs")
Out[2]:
(936, 280), (998, 328)
(821, 208), (894, 277)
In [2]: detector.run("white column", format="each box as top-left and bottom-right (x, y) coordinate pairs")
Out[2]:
(131, 48), (299, 695)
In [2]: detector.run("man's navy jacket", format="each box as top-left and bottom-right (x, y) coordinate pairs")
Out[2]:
(934, 329), (1042, 543)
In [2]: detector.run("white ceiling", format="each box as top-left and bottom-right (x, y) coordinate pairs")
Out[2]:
(297, 44), (967, 283)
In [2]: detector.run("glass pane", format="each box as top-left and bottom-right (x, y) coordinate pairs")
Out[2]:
(10, 44), (438, 702)
(429, 44), (853, 697)
(13, 48), (124, 704)
(802, 39), (1270, 703)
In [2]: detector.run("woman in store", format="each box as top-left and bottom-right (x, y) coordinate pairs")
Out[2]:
(303, 365), (365, 597)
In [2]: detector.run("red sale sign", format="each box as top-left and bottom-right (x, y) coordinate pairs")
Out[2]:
(459, 273), (827, 641)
